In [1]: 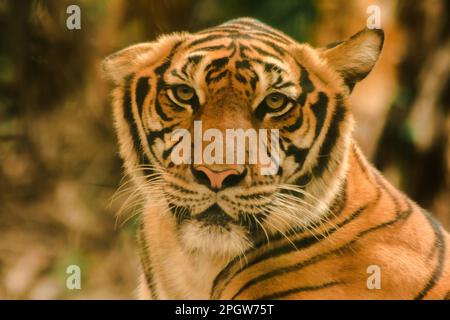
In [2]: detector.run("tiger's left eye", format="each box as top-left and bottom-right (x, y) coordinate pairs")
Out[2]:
(265, 93), (288, 111)
(173, 85), (195, 102)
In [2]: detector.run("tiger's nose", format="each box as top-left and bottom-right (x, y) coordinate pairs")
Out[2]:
(191, 165), (246, 191)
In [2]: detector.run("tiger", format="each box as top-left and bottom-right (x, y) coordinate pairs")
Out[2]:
(102, 17), (450, 299)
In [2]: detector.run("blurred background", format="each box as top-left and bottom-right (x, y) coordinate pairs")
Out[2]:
(0, 0), (449, 299)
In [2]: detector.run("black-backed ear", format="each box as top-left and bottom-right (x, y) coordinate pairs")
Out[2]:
(102, 42), (155, 85)
(320, 28), (384, 92)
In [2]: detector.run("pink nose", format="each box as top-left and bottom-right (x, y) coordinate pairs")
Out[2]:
(192, 166), (243, 190)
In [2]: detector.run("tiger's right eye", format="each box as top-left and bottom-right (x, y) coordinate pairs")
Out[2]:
(172, 85), (195, 103)
(265, 93), (288, 111)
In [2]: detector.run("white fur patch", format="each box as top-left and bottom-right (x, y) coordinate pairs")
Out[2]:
(179, 220), (252, 258)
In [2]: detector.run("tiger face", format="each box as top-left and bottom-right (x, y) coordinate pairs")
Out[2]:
(103, 18), (383, 257)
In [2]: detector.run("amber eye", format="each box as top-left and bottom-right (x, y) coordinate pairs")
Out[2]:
(172, 85), (195, 103)
(265, 93), (288, 111)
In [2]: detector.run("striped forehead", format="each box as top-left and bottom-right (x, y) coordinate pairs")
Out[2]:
(164, 33), (300, 103)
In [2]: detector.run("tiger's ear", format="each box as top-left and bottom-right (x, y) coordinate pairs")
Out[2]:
(320, 28), (384, 92)
(102, 42), (156, 85)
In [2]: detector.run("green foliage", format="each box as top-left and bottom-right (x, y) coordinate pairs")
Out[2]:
(193, 0), (317, 41)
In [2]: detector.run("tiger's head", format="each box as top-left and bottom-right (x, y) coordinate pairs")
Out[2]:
(103, 18), (383, 257)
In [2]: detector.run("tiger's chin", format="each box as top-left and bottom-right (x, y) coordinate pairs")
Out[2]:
(178, 219), (252, 258)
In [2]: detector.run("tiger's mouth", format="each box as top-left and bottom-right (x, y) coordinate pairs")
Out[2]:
(170, 203), (235, 228)
(195, 204), (233, 227)
(170, 200), (265, 234)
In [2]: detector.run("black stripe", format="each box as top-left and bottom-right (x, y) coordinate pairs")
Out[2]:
(205, 57), (230, 84)
(294, 172), (312, 187)
(284, 117), (310, 182)
(264, 62), (283, 73)
(272, 104), (297, 122)
(135, 77), (150, 115)
(352, 145), (383, 208)
(255, 280), (343, 300)
(180, 55), (204, 79)
(444, 291), (450, 300)
(187, 54), (204, 65)
(191, 44), (226, 52)
(137, 221), (158, 299)
(230, 19), (291, 44)
(206, 70), (229, 84)
(235, 59), (257, 87)
(123, 76), (149, 165)
(162, 135), (183, 160)
(285, 144), (309, 167)
(170, 205), (192, 225)
(298, 66), (315, 105)
(238, 43), (250, 58)
(235, 72), (247, 85)
(154, 44), (180, 79)
(187, 34), (225, 48)
(250, 58), (284, 74)
(250, 44), (283, 61)
(271, 74), (283, 88)
(312, 94), (346, 177)
(352, 145), (370, 176)
(283, 92), (329, 169)
(169, 183), (198, 195)
(154, 98), (172, 122)
(282, 111), (303, 132)
(373, 167), (401, 214)
(311, 92), (330, 142)
(147, 122), (181, 142)
(414, 210), (446, 300)
(198, 26), (246, 35)
(123, 77), (140, 152)
(274, 81), (295, 90)
(329, 178), (348, 217)
(195, 28), (290, 52)
(170, 69), (186, 81)
(235, 191), (274, 200)
(168, 101), (187, 113)
(235, 59), (250, 70)
(249, 72), (259, 91)
(206, 56), (230, 71)
(145, 122), (181, 166)
(259, 39), (287, 56)
(153, 42), (183, 122)
(284, 64), (314, 180)
(252, 31), (291, 45)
